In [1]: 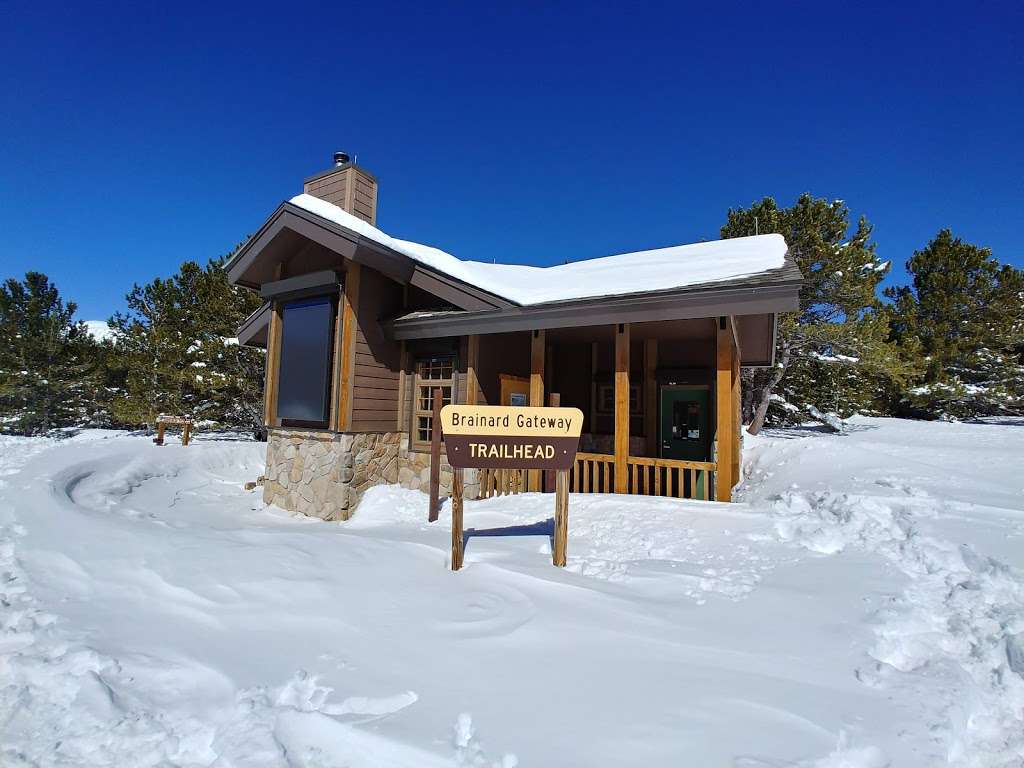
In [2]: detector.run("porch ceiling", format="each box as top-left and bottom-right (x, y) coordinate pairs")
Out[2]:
(545, 318), (715, 344)
(540, 315), (772, 366)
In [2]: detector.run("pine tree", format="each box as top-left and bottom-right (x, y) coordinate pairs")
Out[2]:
(107, 254), (265, 433)
(0, 272), (100, 434)
(183, 256), (266, 435)
(887, 229), (1024, 419)
(721, 195), (920, 433)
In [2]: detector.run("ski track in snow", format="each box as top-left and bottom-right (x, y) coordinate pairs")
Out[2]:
(0, 434), (506, 768)
(1, 419), (1022, 766)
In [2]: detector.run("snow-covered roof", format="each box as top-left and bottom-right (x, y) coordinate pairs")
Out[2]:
(289, 193), (788, 307)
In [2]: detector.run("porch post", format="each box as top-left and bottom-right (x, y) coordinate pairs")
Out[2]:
(466, 334), (480, 406)
(263, 301), (283, 427)
(731, 339), (741, 484)
(264, 264), (284, 429)
(715, 316), (735, 501)
(529, 329), (545, 491)
(335, 262), (360, 432)
(614, 323), (630, 493)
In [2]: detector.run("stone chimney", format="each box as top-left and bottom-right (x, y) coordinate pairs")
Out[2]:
(303, 151), (378, 225)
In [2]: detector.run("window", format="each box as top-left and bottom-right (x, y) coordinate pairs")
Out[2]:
(413, 357), (455, 445)
(672, 400), (702, 440)
(277, 296), (336, 428)
(596, 383), (642, 414)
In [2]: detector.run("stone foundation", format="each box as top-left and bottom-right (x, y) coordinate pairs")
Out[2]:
(263, 429), (479, 521)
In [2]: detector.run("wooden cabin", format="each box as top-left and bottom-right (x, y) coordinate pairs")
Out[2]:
(227, 153), (801, 520)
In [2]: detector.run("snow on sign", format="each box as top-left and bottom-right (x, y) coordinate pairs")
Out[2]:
(439, 405), (584, 571)
(439, 405), (584, 470)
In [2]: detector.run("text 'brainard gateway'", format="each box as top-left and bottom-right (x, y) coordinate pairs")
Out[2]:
(448, 411), (577, 434)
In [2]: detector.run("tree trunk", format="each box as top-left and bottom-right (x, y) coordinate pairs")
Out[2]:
(741, 370), (756, 424)
(747, 342), (790, 435)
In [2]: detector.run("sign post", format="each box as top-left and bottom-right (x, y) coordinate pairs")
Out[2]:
(428, 388), (443, 523)
(440, 404), (584, 570)
(450, 466), (464, 570)
(553, 467), (568, 566)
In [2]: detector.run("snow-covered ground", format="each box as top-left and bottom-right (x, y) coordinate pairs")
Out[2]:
(1, 418), (1022, 767)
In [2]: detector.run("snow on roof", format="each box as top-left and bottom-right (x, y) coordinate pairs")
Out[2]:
(290, 193), (788, 306)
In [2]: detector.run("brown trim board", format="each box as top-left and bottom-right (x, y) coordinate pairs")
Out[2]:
(386, 281), (800, 340)
(226, 203), (515, 312)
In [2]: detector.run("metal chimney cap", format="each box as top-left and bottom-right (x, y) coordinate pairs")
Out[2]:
(333, 151), (350, 166)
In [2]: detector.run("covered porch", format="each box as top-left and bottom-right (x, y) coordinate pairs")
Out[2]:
(405, 314), (758, 503)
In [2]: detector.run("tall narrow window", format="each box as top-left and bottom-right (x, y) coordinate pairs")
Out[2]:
(413, 357), (455, 446)
(277, 295), (336, 428)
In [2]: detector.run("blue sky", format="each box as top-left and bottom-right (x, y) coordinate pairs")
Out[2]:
(1, 1), (1021, 321)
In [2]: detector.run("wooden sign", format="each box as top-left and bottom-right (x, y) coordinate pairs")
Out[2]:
(154, 415), (193, 446)
(439, 405), (584, 470)
(440, 403), (582, 572)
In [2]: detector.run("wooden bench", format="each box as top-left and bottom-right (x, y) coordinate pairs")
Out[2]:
(154, 416), (193, 446)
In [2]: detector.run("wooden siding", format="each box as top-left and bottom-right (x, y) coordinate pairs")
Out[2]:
(350, 266), (403, 432)
(474, 331), (531, 405)
(303, 165), (377, 226)
(734, 313), (774, 366)
(351, 168), (377, 224)
(304, 172), (348, 211)
(548, 342), (592, 431)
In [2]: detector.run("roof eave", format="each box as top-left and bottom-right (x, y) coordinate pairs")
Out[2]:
(225, 202), (516, 312)
(386, 277), (801, 340)
(235, 301), (271, 348)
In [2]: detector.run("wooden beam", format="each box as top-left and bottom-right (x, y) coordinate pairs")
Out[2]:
(614, 323), (630, 494)
(395, 341), (407, 431)
(328, 289), (346, 431)
(644, 338), (658, 458)
(336, 262), (361, 432)
(731, 314), (742, 361)
(529, 329), (545, 491)
(715, 316), (735, 501)
(263, 300), (284, 427)
(731, 328), (741, 484)
(466, 334), (480, 406)
(553, 470), (568, 567)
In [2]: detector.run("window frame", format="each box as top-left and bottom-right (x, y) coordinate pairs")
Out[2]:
(596, 382), (643, 415)
(411, 355), (457, 450)
(276, 293), (338, 430)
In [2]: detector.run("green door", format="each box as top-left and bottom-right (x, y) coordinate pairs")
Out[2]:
(660, 387), (710, 462)
(660, 386), (711, 498)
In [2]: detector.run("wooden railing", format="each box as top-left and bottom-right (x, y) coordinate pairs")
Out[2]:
(569, 452), (715, 501)
(479, 455), (715, 501)
(570, 452), (616, 493)
(626, 456), (715, 501)
(478, 468), (527, 499)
